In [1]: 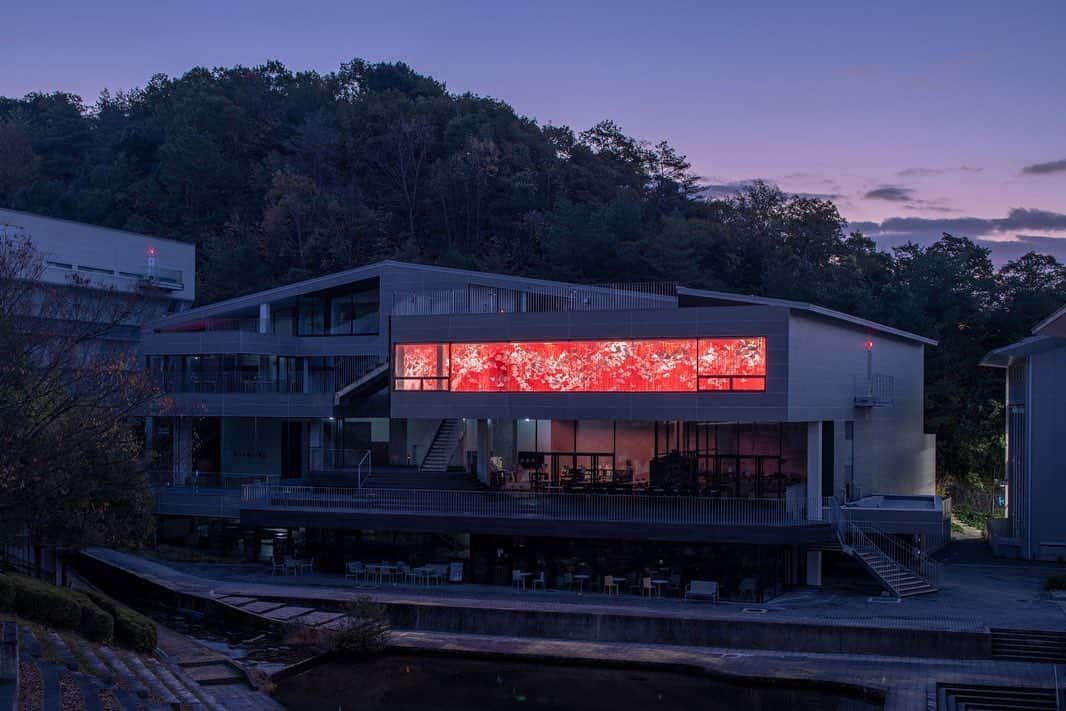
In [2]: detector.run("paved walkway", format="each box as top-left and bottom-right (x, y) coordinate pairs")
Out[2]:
(90, 546), (1066, 634)
(388, 629), (1057, 711)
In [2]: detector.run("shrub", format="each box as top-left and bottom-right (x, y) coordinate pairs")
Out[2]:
(9, 575), (84, 630)
(83, 590), (157, 652)
(329, 597), (389, 657)
(77, 600), (115, 643)
(0, 574), (14, 609)
(1046, 575), (1066, 591)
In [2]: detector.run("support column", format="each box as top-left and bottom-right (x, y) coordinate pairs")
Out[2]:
(173, 417), (194, 486)
(806, 550), (823, 586)
(806, 421), (823, 521)
(258, 303), (271, 334)
(476, 419), (490, 485)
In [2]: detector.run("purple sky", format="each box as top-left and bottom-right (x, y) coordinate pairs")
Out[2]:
(6, 1), (1066, 261)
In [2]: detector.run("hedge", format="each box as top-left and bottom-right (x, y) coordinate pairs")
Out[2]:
(0, 574), (13, 609)
(83, 590), (157, 653)
(1, 574), (113, 643)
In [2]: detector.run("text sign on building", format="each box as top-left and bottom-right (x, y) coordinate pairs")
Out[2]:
(394, 337), (766, 393)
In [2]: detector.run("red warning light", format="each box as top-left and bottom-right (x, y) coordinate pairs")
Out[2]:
(864, 339), (874, 351)
(147, 247), (156, 257)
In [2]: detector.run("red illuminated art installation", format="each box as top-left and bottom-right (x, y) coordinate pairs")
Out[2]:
(395, 337), (766, 392)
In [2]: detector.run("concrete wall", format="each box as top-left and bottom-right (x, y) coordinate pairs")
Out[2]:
(1028, 346), (1066, 560)
(787, 313), (932, 496)
(391, 305), (789, 422)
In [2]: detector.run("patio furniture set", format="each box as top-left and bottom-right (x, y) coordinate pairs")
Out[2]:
(344, 560), (451, 585)
(271, 556), (315, 576)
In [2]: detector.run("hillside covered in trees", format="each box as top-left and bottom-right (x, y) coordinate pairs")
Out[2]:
(1, 58), (1065, 504)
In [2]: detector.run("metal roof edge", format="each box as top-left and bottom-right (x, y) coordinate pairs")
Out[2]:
(676, 286), (938, 346)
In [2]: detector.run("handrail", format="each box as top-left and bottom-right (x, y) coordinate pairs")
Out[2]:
(829, 495), (939, 588)
(357, 449), (372, 489)
(240, 484), (813, 528)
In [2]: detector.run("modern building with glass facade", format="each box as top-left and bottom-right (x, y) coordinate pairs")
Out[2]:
(144, 260), (945, 598)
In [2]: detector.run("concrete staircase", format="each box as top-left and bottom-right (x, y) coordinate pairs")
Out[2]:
(419, 418), (464, 473)
(936, 683), (1057, 710)
(991, 628), (1066, 663)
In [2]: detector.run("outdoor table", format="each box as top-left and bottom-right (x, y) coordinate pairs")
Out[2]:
(572, 573), (591, 594)
(366, 564), (398, 584)
(651, 578), (670, 598)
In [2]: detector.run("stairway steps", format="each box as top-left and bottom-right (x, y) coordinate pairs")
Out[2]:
(96, 646), (151, 701)
(938, 684), (1057, 711)
(121, 651), (180, 708)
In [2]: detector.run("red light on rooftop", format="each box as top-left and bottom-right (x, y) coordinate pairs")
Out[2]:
(147, 247), (156, 256)
(864, 339), (874, 350)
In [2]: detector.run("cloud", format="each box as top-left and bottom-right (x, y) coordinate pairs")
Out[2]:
(897, 166), (983, 177)
(697, 180), (841, 201)
(864, 186), (912, 202)
(1022, 159), (1066, 175)
(848, 208), (1066, 264)
(904, 204), (959, 213)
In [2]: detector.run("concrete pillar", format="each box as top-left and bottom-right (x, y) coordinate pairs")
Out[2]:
(303, 357), (311, 394)
(806, 421), (823, 521)
(806, 550), (823, 586)
(173, 418), (194, 485)
(476, 418), (490, 485)
(258, 303), (271, 334)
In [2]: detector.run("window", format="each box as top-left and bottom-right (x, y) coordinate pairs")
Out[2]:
(394, 337), (767, 393)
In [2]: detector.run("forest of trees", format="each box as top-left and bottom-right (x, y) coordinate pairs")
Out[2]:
(1, 59), (1065, 506)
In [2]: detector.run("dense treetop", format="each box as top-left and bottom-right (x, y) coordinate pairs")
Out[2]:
(1, 58), (1065, 499)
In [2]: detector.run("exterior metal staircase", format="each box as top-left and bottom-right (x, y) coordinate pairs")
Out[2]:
(334, 357), (389, 404)
(830, 498), (939, 598)
(419, 418), (464, 473)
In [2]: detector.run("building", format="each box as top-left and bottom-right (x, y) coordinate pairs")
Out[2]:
(0, 208), (195, 340)
(981, 304), (1066, 561)
(144, 260), (945, 598)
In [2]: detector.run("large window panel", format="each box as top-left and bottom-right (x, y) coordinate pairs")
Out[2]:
(394, 337), (766, 393)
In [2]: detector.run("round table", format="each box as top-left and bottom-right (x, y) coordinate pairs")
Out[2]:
(572, 574), (591, 594)
(651, 578), (670, 598)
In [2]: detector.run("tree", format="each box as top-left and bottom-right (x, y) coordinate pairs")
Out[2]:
(0, 237), (159, 567)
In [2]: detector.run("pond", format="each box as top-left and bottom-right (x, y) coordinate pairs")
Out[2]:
(274, 654), (882, 710)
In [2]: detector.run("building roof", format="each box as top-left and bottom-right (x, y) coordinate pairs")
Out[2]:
(980, 335), (1066, 368)
(1033, 303), (1066, 337)
(148, 259), (937, 345)
(677, 286), (938, 345)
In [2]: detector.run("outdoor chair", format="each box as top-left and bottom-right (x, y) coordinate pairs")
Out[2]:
(641, 577), (654, 598)
(409, 566), (430, 585)
(345, 561), (366, 582)
(739, 577), (758, 602)
(271, 557), (286, 576)
(298, 558), (315, 575)
(603, 575), (619, 596)
(425, 564), (446, 584)
(283, 558), (300, 575)
(684, 580), (719, 603)
(532, 571), (546, 590)
(512, 570), (527, 591)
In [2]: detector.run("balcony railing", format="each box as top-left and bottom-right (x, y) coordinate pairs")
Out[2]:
(240, 485), (811, 527)
(154, 371), (335, 394)
(153, 487), (241, 518)
(854, 374), (894, 406)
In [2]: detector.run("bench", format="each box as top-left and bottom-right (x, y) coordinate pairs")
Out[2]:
(684, 580), (719, 603)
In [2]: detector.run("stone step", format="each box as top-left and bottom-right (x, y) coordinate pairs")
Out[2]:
(96, 645), (151, 700)
(77, 643), (114, 685)
(72, 672), (105, 711)
(46, 631), (80, 671)
(182, 662), (246, 686)
(120, 650), (181, 708)
(37, 661), (63, 711)
(146, 656), (208, 709)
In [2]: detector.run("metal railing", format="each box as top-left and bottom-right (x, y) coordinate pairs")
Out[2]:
(240, 484), (812, 527)
(333, 355), (388, 389)
(392, 282), (678, 316)
(154, 371), (335, 394)
(831, 497), (940, 587)
(153, 487), (241, 518)
(854, 374), (894, 406)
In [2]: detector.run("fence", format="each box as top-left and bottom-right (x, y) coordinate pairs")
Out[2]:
(241, 485), (810, 527)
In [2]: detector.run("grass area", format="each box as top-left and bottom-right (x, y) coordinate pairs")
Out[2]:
(952, 507), (986, 531)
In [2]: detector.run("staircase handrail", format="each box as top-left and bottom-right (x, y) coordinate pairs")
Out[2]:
(357, 449), (372, 489)
(853, 520), (942, 586)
